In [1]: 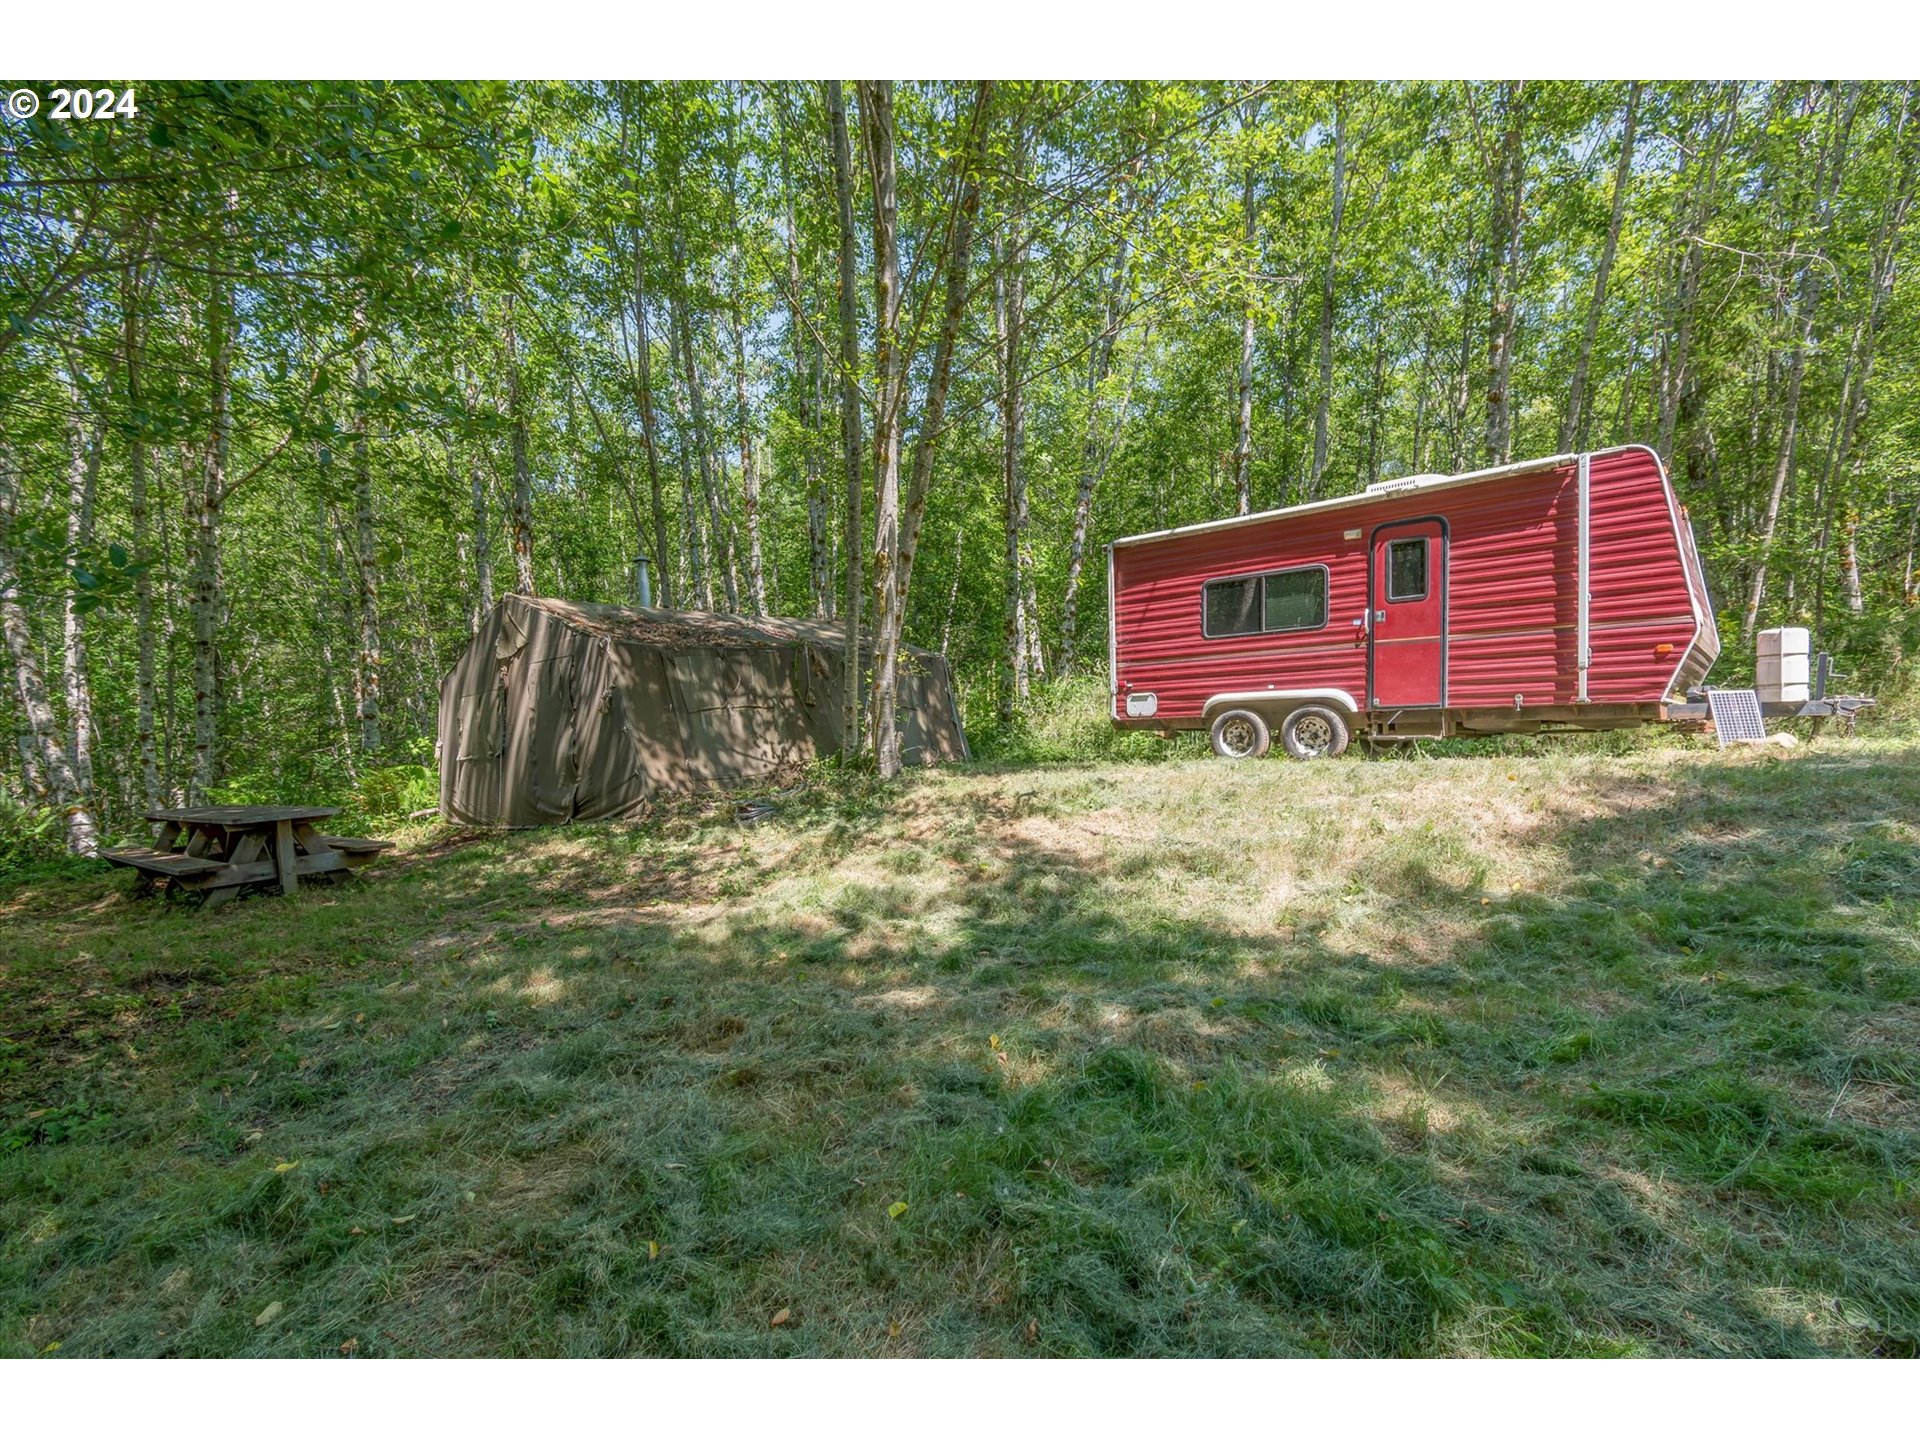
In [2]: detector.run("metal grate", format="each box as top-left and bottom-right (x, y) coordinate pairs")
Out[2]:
(1706, 688), (1767, 746)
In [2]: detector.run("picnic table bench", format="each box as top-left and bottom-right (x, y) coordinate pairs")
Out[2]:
(105, 805), (393, 906)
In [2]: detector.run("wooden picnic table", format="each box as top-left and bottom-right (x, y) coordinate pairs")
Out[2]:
(105, 805), (393, 906)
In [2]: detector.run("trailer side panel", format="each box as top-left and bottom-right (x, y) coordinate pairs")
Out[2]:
(1111, 446), (1712, 730)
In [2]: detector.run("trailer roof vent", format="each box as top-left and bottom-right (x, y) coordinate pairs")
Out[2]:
(1364, 473), (1448, 495)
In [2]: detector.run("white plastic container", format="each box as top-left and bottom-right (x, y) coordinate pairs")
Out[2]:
(1756, 626), (1809, 660)
(1756, 628), (1811, 703)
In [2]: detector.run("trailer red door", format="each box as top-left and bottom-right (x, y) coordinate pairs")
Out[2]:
(1369, 519), (1447, 707)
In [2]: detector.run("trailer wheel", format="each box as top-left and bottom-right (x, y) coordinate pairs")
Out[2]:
(1210, 709), (1271, 760)
(1280, 705), (1350, 761)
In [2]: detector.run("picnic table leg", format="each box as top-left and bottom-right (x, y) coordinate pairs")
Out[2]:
(274, 820), (299, 896)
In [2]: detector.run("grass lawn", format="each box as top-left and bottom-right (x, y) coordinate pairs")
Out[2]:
(3, 736), (1919, 1357)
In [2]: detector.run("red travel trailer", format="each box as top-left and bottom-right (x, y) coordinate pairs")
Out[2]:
(1106, 445), (1721, 759)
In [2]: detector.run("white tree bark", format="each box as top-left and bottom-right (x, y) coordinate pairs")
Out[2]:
(61, 361), (104, 806)
(1562, 82), (1640, 452)
(858, 81), (906, 779)
(669, 236), (735, 612)
(894, 82), (991, 644)
(622, 87), (674, 611)
(725, 91), (768, 615)
(777, 96), (832, 620)
(352, 313), (381, 754)
(1233, 121), (1260, 516)
(1, 447), (98, 854)
(189, 267), (233, 802)
(125, 264), (162, 809)
(1060, 145), (1140, 669)
(1744, 83), (1859, 640)
(995, 219), (1031, 722)
(1658, 84), (1739, 459)
(826, 80), (865, 755)
(1484, 82), (1527, 466)
(504, 296), (535, 597)
(1310, 91), (1348, 495)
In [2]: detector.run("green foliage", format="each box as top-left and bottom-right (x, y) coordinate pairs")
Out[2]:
(4, 77), (1920, 861)
(0, 795), (72, 878)
(339, 765), (439, 832)
(969, 675), (1204, 764)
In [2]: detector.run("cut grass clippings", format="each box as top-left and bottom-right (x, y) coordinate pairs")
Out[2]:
(2, 737), (1918, 1356)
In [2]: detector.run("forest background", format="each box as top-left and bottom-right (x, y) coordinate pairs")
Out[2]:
(4, 79), (1918, 857)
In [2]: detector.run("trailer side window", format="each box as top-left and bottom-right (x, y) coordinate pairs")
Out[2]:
(1203, 576), (1261, 637)
(1264, 567), (1327, 631)
(1387, 538), (1428, 601)
(1204, 566), (1327, 637)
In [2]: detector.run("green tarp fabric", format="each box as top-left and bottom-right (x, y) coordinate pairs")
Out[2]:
(438, 595), (970, 826)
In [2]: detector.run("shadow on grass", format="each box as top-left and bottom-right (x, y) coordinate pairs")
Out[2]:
(2, 747), (1918, 1357)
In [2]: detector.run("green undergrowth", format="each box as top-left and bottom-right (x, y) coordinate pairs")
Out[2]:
(3, 737), (1918, 1356)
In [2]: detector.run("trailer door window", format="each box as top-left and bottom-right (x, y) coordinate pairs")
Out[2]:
(1203, 576), (1261, 636)
(1204, 566), (1327, 637)
(1387, 538), (1428, 601)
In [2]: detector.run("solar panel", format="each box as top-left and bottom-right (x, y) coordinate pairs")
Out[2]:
(1706, 688), (1768, 746)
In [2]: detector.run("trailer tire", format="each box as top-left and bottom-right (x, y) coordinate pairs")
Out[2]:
(1280, 705), (1350, 761)
(1210, 709), (1271, 760)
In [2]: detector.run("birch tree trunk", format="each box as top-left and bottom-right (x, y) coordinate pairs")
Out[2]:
(1232, 102), (1261, 515)
(826, 80), (865, 756)
(14, 671), (46, 805)
(893, 82), (991, 639)
(1310, 91), (1348, 494)
(1903, 494), (1918, 605)
(0, 447), (97, 854)
(858, 81), (907, 779)
(467, 444), (493, 628)
(775, 93), (831, 619)
(189, 266), (234, 802)
(996, 220), (1031, 722)
(940, 520), (965, 659)
(724, 96), (768, 615)
(678, 447), (708, 607)
(1060, 337), (1146, 669)
(1450, 239), (1479, 469)
(312, 499), (359, 769)
(1659, 84), (1738, 459)
(630, 256), (673, 606)
(125, 264), (162, 808)
(669, 230), (737, 612)
(504, 296), (535, 596)
(1060, 141), (1138, 669)
(351, 315), (381, 754)
(1825, 87), (1916, 618)
(728, 306), (766, 613)
(1484, 82), (1527, 465)
(1562, 82), (1640, 453)
(61, 361), (104, 805)
(1023, 568), (1046, 680)
(1744, 84), (1858, 640)
(618, 87), (674, 611)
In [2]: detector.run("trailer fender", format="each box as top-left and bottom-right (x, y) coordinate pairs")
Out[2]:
(1202, 689), (1360, 724)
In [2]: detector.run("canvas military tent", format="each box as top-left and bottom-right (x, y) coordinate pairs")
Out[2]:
(438, 595), (969, 826)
